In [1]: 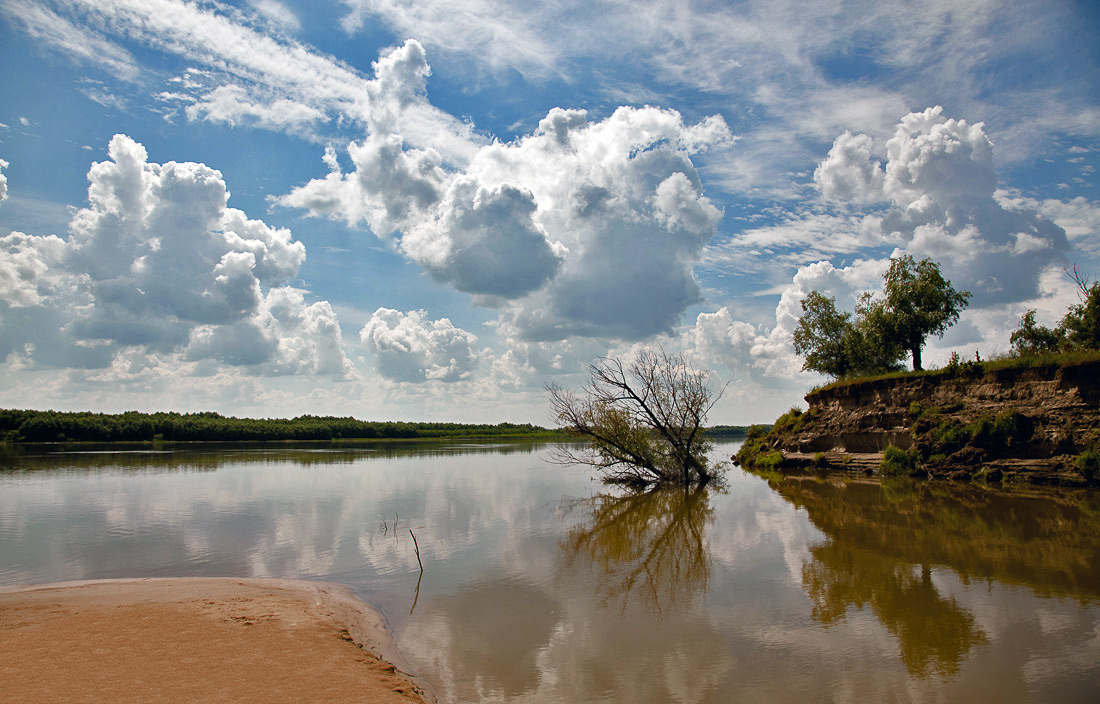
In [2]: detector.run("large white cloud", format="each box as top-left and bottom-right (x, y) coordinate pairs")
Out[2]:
(360, 308), (480, 383)
(402, 178), (564, 297)
(813, 131), (885, 203)
(450, 105), (727, 341)
(63, 135), (304, 344)
(0, 136), (354, 378)
(814, 107), (1070, 306)
(286, 98), (731, 341)
(0, 158), (8, 205)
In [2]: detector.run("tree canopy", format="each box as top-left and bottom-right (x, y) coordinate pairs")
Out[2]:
(547, 348), (724, 489)
(794, 256), (969, 378)
(880, 255), (971, 371)
(792, 291), (859, 379)
(792, 291), (909, 378)
(1010, 267), (1100, 355)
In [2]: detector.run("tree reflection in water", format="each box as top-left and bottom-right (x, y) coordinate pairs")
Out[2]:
(561, 486), (713, 614)
(802, 543), (987, 678)
(765, 472), (1100, 679)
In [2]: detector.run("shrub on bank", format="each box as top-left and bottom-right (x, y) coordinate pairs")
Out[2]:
(1078, 448), (1100, 483)
(880, 445), (916, 476)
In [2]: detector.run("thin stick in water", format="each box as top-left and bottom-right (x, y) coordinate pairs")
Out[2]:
(410, 570), (422, 615)
(409, 529), (423, 572)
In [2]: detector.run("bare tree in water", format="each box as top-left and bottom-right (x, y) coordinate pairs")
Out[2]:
(547, 348), (725, 489)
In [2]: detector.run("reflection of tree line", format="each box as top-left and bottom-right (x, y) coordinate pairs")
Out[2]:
(766, 474), (1100, 677)
(561, 486), (713, 614)
(772, 476), (1100, 600)
(0, 440), (543, 473)
(563, 473), (1100, 680)
(802, 542), (987, 678)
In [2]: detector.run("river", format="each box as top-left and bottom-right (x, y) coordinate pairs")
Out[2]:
(1, 441), (1097, 702)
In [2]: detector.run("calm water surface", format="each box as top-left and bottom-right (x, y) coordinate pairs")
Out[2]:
(2, 441), (1098, 702)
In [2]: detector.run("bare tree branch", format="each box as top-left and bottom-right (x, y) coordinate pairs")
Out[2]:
(546, 347), (725, 488)
(1068, 263), (1093, 300)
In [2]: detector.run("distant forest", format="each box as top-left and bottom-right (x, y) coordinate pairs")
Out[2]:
(0, 409), (751, 444)
(0, 409), (562, 443)
(706, 425), (751, 439)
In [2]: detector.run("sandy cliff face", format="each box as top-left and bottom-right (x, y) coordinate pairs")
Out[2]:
(760, 360), (1100, 484)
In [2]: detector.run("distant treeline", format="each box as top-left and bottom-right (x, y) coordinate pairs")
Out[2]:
(0, 409), (564, 444)
(0, 409), (753, 444)
(705, 425), (751, 439)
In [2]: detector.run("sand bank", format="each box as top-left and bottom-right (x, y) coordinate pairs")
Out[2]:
(0, 578), (429, 704)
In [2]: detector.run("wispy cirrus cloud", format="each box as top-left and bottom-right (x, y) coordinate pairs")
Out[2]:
(6, 0), (480, 157)
(700, 210), (888, 276)
(1, 0), (141, 81)
(339, 0), (1100, 194)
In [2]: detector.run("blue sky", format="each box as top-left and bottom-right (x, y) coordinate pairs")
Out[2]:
(1, 0), (1098, 425)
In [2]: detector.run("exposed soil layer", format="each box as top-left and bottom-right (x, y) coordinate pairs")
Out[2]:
(736, 359), (1100, 485)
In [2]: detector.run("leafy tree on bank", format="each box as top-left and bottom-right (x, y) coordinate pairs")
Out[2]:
(1061, 268), (1100, 350)
(793, 256), (969, 378)
(792, 292), (861, 379)
(1009, 310), (1064, 355)
(547, 348), (725, 489)
(793, 291), (910, 378)
(880, 255), (971, 371)
(1010, 267), (1100, 355)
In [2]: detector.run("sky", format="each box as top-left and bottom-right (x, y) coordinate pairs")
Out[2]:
(0, 0), (1098, 426)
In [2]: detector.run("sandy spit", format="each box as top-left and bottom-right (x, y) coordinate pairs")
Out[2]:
(0, 578), (431, 704)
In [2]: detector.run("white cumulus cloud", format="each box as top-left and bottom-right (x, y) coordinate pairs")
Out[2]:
(815, 106), (1070, 306)
(360, 308), (480, 383)
(286, 95), (731, 341)
(0, 136), (354, 378)
(402, 178), (564, 298)
(813, 131), (885, 203)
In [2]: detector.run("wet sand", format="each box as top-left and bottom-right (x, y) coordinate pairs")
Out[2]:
(0, 578), (429, 703)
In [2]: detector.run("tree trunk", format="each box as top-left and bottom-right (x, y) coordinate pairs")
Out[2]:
(911, 345), (922, 371)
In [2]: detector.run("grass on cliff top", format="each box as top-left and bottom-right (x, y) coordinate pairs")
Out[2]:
(808, 349), (1100, 398)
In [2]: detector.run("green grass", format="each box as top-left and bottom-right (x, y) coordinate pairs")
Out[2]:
(808, 349), (1100, 397)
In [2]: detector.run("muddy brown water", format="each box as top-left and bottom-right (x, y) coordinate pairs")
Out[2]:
(2, 441), (1098, 702)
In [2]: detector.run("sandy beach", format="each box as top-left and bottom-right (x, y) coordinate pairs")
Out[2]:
(0, 578), (429, 704)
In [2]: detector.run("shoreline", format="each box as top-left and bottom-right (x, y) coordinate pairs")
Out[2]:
(0, 577), (431, 703)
